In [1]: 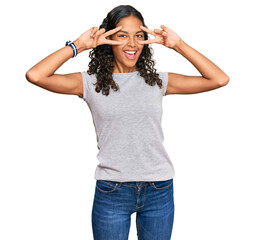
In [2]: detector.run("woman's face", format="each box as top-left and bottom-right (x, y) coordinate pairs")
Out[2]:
(110, 15), (145, 72)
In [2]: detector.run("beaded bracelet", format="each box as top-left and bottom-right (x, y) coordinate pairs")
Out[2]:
(65, 40), (77, 58)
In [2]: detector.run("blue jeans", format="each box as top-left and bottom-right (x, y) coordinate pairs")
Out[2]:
(92, 178), (174, 240)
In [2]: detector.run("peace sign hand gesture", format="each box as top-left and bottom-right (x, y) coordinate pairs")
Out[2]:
(74, 26), (123, 53)
(138, 25), (183, 50)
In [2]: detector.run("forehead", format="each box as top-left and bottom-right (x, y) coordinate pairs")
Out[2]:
(116, 15), (143, 31)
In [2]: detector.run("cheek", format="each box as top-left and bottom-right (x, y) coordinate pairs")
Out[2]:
(117, 39), (129, 46)
(138, 45), (144, 54)
(112, 46), (123, 57)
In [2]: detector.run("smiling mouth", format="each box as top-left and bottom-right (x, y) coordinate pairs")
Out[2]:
(123, 51), (137, 60)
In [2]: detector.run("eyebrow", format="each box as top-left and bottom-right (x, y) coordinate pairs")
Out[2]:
(118, 30), (144, 34)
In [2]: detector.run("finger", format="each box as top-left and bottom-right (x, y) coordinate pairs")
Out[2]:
(95, 28), (106, 36)
(138, 39), (157, 45)
(90, 27), (98, 37)
(92, 30), (100, 47)
(104, 40), (124, 45)
(162, 31), (167, 36)
(140, 26), (156, 36)
(154, 28), (163, 34)
(104, 26), (122, 37)
(160, 25), (170, 32)
(89, 26), (96, 32)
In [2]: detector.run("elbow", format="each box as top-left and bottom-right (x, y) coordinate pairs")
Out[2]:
(25, 70), (39, 83)
(218, 75), (230, 87)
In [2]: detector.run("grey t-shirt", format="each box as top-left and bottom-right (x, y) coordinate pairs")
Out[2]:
(78, 71), (175, 182)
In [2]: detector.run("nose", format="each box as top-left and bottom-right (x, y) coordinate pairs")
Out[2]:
(127, 37), (136, 47)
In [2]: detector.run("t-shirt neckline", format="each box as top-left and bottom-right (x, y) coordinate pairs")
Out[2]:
(112, 71), (139, 76)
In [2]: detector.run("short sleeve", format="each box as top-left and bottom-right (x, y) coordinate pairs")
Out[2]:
(78, 71), (90, 101)
(158, 72), (168, 96)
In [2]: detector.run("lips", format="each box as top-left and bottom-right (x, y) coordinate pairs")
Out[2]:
(123, 50), (137, 60)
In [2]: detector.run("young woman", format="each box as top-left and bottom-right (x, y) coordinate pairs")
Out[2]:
(26, 5), (229, 240)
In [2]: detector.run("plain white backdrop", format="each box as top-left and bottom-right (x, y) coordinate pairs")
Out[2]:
(1, 0), (254, 239)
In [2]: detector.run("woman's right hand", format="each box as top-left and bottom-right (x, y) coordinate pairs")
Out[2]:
(74, 26), (123, 53)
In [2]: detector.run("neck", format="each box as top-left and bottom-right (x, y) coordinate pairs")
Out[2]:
(112, 61), (137, 73)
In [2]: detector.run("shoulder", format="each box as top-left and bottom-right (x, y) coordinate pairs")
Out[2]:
(81, 71), (98, 84)
(157, 72), (168, 80)
(157, 72), (168, 96)
(82, 71), (97, 79)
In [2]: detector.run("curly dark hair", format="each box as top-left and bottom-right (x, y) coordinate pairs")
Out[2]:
(87, 5), (163, 96)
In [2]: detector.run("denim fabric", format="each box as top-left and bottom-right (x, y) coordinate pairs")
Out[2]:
(92, 178), (174, 240)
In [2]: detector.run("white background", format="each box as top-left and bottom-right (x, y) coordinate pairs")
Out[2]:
(1, 0), (254, 239)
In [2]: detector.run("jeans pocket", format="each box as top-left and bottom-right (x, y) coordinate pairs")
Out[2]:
(151, 178), (173, 190)
(96, 180), (119, 193)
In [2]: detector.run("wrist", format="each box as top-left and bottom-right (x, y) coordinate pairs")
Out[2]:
(73, 39), (86, 54)
(173, 39), (185, 52)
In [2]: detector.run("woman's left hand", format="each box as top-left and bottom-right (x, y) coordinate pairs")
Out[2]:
(138, 25), (183, 49)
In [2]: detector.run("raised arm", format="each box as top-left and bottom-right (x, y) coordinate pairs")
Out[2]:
(25, 41), (84, 97)
(25, 26), (123, 97)
(138, 25), (230, 95)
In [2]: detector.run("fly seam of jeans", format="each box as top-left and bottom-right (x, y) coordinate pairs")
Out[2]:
(136, 185), (147, 210)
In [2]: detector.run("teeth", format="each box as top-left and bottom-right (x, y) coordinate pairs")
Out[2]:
(125, 51), (136, 54)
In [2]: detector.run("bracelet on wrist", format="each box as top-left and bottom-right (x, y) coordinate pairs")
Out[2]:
(65, 40), (77, 58)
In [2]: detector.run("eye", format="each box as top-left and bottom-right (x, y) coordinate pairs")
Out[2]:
(118, 34), (127, 37)
(137, 34), (144, 38)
